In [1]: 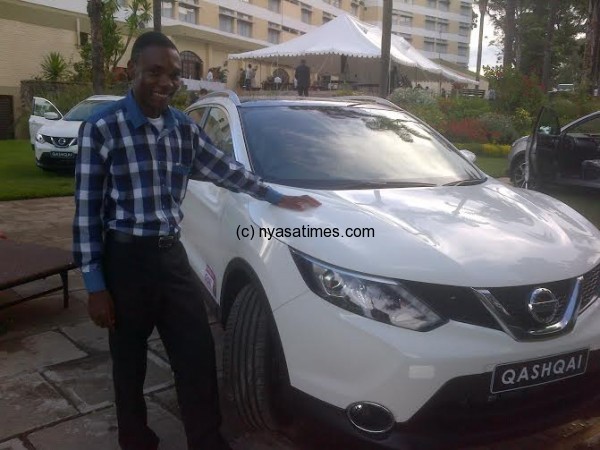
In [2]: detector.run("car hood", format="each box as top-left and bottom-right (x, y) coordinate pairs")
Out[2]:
(38, 120), (82, 138)
(249, 179), (600, 287)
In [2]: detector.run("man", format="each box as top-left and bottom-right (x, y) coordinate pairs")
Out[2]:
(244, 63), (253, 90)
(206, 69), (213, 81)
(73, 32), (319, 450)
(294, 59), (310, 96)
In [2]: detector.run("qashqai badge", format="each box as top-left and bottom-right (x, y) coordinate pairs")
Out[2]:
(528, 288), (560, 325)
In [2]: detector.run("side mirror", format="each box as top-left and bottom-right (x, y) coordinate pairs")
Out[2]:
(460, 149), (477, 163)
(44, 112), (60, 120)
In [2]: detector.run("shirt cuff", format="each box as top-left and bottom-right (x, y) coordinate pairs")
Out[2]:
(264, 187), (284, 205)
(82, 269), (107, 293)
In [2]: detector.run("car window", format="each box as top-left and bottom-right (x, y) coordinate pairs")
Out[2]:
(240, 105), (481, 188)
(202, 107), (234, 156)
(567, 116), (600, 136)
(63, 100), (116, 121)
(188, 107), (208, 126)
(32, 98), (60, 117)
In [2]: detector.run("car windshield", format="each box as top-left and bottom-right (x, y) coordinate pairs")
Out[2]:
(63, 100), (115, 121)
(239, 105), (483, 189)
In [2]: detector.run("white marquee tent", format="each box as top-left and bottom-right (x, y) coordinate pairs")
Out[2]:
(229, 14), (475, 86)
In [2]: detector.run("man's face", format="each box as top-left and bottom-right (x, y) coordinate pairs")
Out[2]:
(128, 46), (182, 118)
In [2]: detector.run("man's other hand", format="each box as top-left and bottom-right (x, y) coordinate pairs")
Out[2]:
(277, 195), (321, 211)
(88, 290), (116, 330)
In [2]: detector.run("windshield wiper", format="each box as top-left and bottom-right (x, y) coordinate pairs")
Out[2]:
(443, 177), (487, 186)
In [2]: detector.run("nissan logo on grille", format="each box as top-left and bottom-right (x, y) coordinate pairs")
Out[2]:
(57, 138), (67, 146)
(528, 287), (560, 324)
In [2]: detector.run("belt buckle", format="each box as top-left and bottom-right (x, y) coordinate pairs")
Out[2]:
(158, 235), (176, 249)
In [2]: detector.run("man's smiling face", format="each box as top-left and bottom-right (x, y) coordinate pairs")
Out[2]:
(128, 45), (182, 118)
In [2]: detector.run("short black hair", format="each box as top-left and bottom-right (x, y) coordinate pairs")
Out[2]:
(130, 31), (178, 62)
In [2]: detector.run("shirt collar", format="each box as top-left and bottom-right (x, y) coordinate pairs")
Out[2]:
(125, 90), (176, 130)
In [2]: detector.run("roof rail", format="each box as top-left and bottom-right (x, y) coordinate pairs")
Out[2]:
(338, 95), (399, 109)
(199, 89), (241, 105)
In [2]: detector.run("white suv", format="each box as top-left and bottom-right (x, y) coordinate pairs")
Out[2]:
(182, 91), (600, 448)
(29, 95), (122, 170)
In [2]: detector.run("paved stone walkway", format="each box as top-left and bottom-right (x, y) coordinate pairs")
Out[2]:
(1, 197), (600, 450)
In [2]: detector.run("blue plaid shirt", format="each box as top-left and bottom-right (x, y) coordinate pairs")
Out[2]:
(73, 91), (282, 293)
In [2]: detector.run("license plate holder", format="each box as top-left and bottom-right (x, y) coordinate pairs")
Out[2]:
(50, 151), (75, 159)
(491, 348), (589, 394)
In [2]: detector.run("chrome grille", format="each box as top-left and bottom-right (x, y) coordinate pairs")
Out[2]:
(486, 279), (573, 331)
(49, 137), (76, 148)
(580, 264), (600, 312)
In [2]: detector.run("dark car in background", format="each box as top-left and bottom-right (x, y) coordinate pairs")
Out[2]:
(508, 108), (600, 189)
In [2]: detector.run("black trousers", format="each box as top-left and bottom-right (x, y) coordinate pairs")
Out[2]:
(297, 86), (309, 96)
(103, 237), (222, 450)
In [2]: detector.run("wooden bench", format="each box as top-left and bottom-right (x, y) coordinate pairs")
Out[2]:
(0, 240), (76, 310)
(459, 88), (486, 98)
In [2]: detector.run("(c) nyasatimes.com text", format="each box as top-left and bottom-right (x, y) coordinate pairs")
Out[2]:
(236, 224), (375, 241)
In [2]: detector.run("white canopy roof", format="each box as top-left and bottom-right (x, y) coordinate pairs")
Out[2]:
(229, 15), (475, 84)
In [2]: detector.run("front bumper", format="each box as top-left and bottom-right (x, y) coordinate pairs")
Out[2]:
(35, 143), (77, 170)
(274, 290), (600, 447)
(290, 351), (600, 449)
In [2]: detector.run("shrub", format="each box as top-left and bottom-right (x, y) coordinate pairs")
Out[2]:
(452, 142), (511, 157)
(405, 104), (447, 133)
(438, 96), (491, 121)
(388, 87), (437, 108)
(478, 113), (519, 144)
(40, 52), (71, 82)
(444, 118), (493, 143)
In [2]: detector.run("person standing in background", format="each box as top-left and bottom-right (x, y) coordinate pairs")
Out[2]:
(294, 59), (310, 96)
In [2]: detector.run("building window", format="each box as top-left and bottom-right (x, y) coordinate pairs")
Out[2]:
(181, 51), (203, 80)
(268, 29), (280, 44)
(237, 20), (253, 37)
(425, 18), (436, 31)
(427, 0), (436, 8)
(351, 2), (359, 15)
(458, 45), (469, 57)
(323, 12), (334, 23)
(393, 12), (412, 26)
(459, 23), (470, 36)
(436, 41), (447, 53)
(461, 2), (472, 17)
(268, 0), (281, 12)
(219, 14), (234, 33)
(438, 0), (449, 11)
(161, 0), (173, 18)
(301, 8), (312, 24)
(438, 22), (448, 33)
(331, 0), (340, 7)
(424, 40), (435, 52)
(179, 5), (197, 23)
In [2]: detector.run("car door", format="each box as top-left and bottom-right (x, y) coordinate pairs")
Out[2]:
(557, 113), (600, 182)
(29, 97), (62, 146)
(525, 107), (560, 188)
(182, 104), (239, 301)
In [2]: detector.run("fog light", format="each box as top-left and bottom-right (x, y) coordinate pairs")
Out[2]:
(346, 401), (394, 434)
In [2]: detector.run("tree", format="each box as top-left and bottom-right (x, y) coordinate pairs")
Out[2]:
(88, 0), (105, 94)
(583, 0), (600, 91)
(153, 0), (161, 31)
(475, 0), (489, 88)
(503, 0), (517, 67)
(40, 52), (71, 81)
(82, 0), (151, 90)
(541, 0), (559, 89)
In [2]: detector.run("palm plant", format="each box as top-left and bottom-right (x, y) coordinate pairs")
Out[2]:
(40, 52), (71, 81)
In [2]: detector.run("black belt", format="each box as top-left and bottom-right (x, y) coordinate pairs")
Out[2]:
(107, 230), (181, 249)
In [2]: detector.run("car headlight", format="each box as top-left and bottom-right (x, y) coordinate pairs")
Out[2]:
(290, 249), (445, 331)
(36, 133), (45, 144)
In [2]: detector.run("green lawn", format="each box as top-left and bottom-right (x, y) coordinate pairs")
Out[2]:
(0, 140), (75, 201)
(475, 156), (508, 178)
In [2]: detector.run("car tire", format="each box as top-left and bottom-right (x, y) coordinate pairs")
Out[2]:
(510, 153), (527, 188)
(223, 284), (291, 431)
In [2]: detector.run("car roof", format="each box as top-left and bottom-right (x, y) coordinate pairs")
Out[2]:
(85, 95), (123, 102)
(186, 91), (400, 111)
